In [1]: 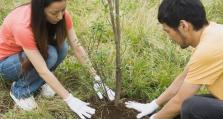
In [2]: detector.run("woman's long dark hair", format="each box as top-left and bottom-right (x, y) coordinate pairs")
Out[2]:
(21, 0), (67, 72)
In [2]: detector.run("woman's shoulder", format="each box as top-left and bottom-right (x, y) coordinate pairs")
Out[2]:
(5, 4), (31, 27)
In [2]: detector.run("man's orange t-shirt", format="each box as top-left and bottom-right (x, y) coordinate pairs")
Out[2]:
(0, 4), (73, 60)
(185, 22), (223, 100)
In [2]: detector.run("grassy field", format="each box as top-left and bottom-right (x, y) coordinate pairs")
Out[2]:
(0, 0), (223, 118)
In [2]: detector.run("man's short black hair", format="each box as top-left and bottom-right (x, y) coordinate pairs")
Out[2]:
(158, 0), (208, 30)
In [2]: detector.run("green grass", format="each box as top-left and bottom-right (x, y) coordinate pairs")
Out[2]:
(0, 0), (223, 118)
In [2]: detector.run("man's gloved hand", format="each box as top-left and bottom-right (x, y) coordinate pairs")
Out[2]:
(93, 75), (115, 101)
(150, 114), (156, 119)
(125, 100), (159, 119)
(64, 93), (95, 119)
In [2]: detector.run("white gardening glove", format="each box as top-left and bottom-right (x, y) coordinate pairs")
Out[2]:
(93, 75), (115, 101)
(150, 114), (156, 119)
(64, 93), (95, 119)
(125, 100), (159, 119)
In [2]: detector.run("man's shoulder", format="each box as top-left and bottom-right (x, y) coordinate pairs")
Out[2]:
(202, 22), (223, 41)
(191, 40), (223, 65)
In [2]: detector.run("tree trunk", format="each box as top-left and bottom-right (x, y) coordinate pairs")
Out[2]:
(107, 0), (122, 106)
(114, 0), (122, 106)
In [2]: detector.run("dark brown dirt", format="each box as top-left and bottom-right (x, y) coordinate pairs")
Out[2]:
(88, 96), (151, 119)
(92, 102), (137, 119)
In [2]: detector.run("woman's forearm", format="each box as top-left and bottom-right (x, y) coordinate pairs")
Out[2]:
(23, 49), (70, 100)
(73, 45), (96, 76)
(39, 70), (69, 99)
(67, 29), (97, 76)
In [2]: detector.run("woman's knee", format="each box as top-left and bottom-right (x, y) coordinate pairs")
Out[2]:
(58, 42), (68, 59)
(0, 54), (22, 80)
(47, 45), (58, 68)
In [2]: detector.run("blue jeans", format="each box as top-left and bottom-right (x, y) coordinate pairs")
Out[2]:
(0, 42), (68, 99)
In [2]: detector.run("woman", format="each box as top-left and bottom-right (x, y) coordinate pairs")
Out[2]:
(0, 0), (114, 118)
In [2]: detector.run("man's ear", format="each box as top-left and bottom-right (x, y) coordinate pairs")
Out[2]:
(178, 20), (189, 32)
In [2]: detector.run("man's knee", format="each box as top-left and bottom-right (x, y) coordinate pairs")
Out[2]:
(181, 96), (200, 118)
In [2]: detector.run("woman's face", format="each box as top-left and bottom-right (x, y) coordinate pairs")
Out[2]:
(44, 1), (66, 24)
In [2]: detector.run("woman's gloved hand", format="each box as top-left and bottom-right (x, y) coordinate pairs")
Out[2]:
(93, 75), (115, 101)
(64, 93), (95, 119)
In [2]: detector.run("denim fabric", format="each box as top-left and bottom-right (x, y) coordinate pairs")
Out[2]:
(181, 95), (223, 119)
(173, 94), (223, 119)
(0, 42), (68, 99)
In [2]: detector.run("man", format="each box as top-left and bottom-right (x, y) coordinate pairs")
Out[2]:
(125, 0), (223, 119)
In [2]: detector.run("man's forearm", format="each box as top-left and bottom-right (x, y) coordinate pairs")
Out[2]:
(154, 80), (201, 119)
(156, 72), (187, 106)
(155, 97), (181, 119)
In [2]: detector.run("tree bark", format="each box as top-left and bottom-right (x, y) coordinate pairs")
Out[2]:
(107, 0), (122, 106)
(114, 0), (122, 106)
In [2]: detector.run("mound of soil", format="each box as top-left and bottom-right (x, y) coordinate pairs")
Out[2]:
(92, 102), (137, 119)
(88, 96), (151, 119)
